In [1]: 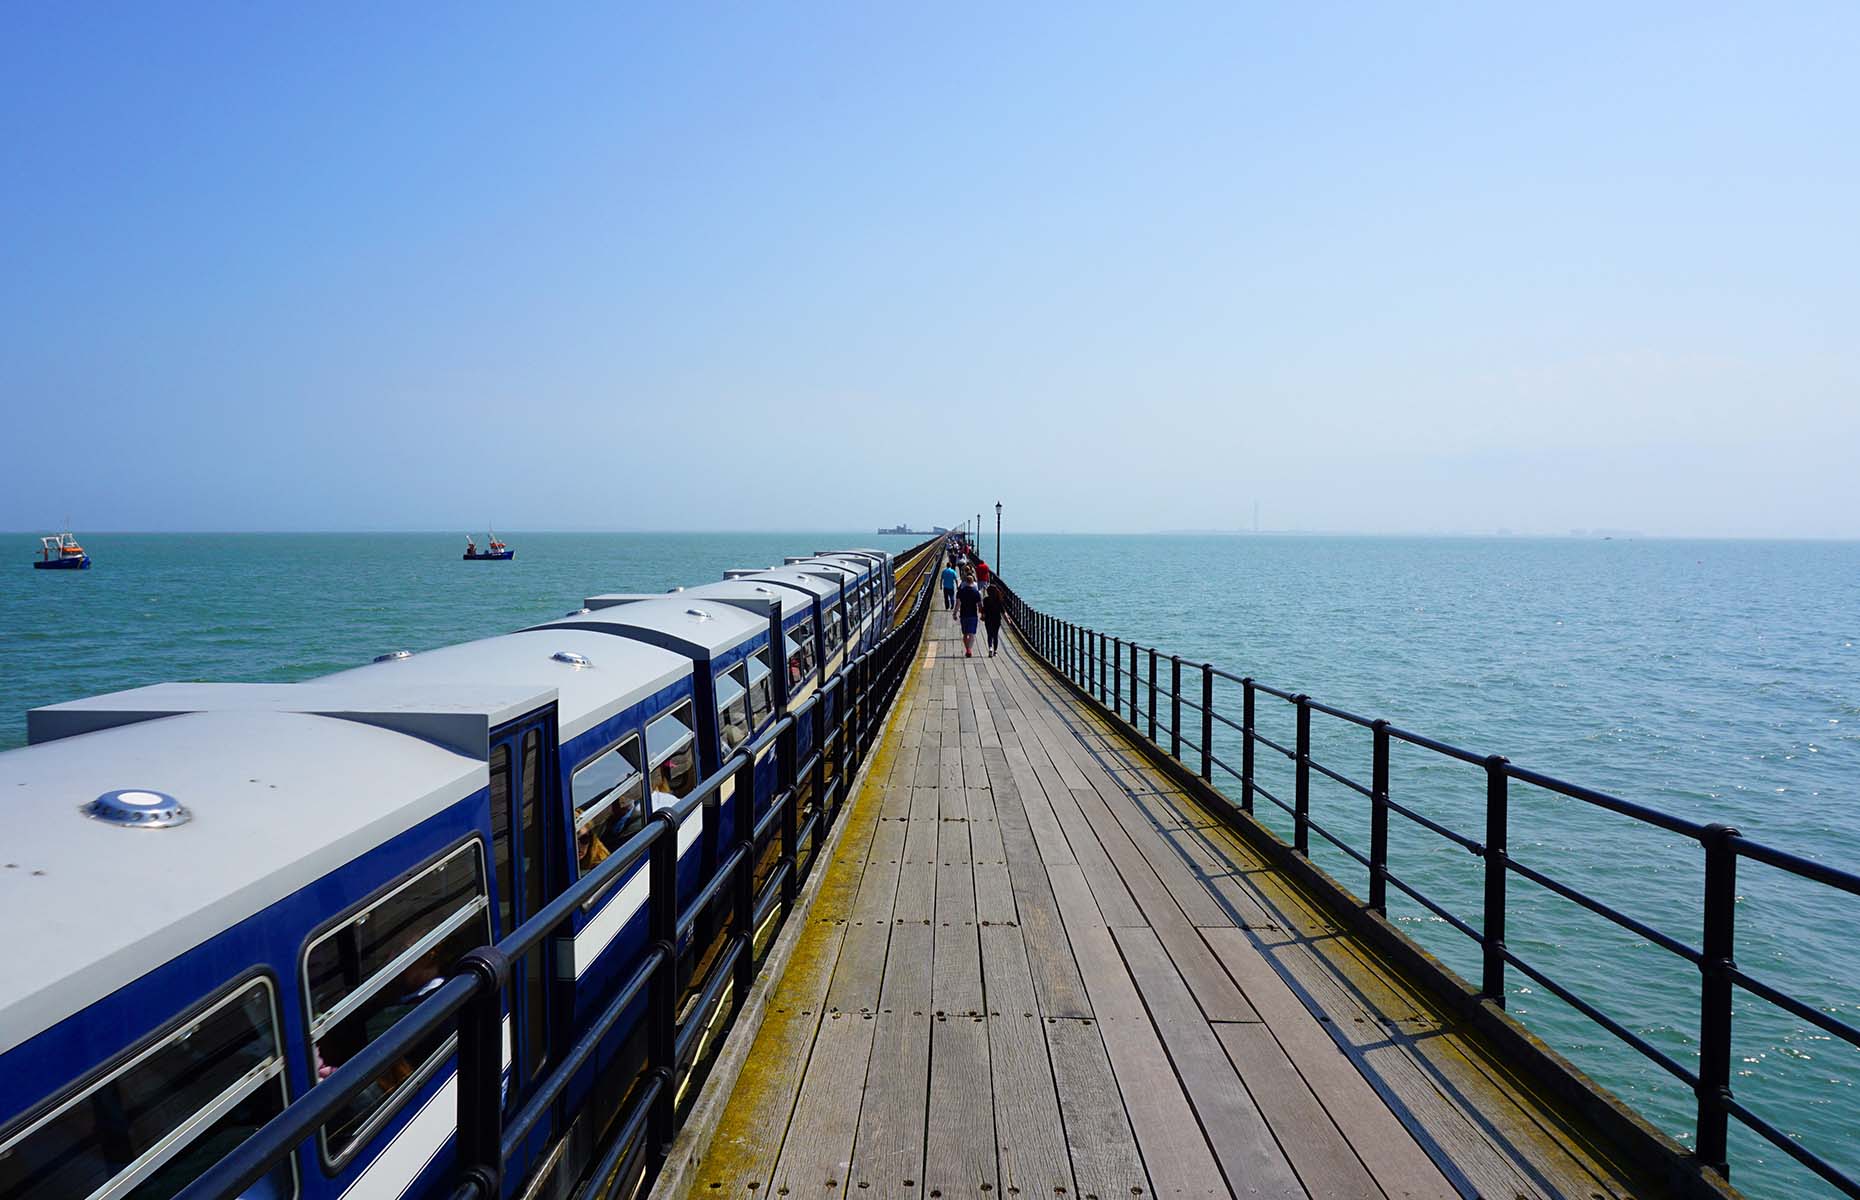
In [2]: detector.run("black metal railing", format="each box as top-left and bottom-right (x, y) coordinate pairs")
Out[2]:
(1000, 584), (1860, 1198)
(175, 541), (943, 1200)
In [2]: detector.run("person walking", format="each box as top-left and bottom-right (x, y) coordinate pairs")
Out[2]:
(982, 580), (1006, 657)
(941, 561), (958, 611)
(955, 570), (983, 657)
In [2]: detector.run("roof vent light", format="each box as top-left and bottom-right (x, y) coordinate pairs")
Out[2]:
(553, 651), (591, 667)
(566, 607), (591, 616)
(83, 789), (190, 829)
(374, 650), (413, 662)
(686, 608), (712, 621)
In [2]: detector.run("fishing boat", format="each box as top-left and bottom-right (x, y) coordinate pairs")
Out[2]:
(463, 531), (514, 561)
(34, 531), (90, 570)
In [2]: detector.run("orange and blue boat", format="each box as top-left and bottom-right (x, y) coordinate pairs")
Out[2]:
(34, 531), (90, 570)
(463, 531), (514, 561)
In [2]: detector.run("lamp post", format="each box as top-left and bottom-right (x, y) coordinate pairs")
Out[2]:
(995, 502), (1002, 575)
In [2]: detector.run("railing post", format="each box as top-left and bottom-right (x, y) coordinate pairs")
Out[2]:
(647, 812), (680, 1153)
(1169, 656), (1181, 759)
(1370, 720), (1390, 914)
(1241, 678), (1256, 814)
(1147, 647), (1158, 742)
(1696, 824), (1739, 1178)
(796, 705), (818, 909)
(1099, 632), (1108, 703)
(454, 946), (510, 1199)
(1294, 695), (1311, 854)
(733, 750), (757, 1005)
(1129, 641), (1138, 724)
(1113, 637), (1123, 717)
(1200, 663), (1213, 782)
(1482, 755), (1509, 1005)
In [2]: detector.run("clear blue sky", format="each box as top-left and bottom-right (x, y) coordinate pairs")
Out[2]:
(4, 3), (1856, 536)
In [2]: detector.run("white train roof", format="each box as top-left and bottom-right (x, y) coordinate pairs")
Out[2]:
(28, 681), (552, 759)
(677, 580), (811, 618)
(742, 569), (841, 601)
(325, 628), (692, 742)
(0, 710), (483, 1055)
(531, 597), (765, 661)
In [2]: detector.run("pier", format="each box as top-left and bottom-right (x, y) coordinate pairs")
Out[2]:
(653, 602), (1694, 1199)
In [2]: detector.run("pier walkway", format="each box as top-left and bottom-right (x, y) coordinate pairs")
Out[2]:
(658, 612), (1662, 1199)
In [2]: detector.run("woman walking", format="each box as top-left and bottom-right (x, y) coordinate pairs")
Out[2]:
(955, 570), (983, 657)
(982, 580), (1005, 657)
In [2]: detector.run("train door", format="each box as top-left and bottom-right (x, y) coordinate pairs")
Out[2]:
(488, 711), (563, 1185)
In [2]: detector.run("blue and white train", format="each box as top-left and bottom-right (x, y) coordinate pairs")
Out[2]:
(0, 543), (901, 1200)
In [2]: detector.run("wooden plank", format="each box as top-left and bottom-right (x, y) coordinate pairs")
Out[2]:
(933, 815), (983, 1015)
(1046, 788), (1145, 927)
(893, 791), (940, 924)
(1000, 745), (1075, 866)
(987, 751), (1093, 1019)
(1113, 927), (1306, 1199)
(924, 1015), (997, 1195)
(1046, 1018), (1152, 1200)
(852, 1010), (931, 1197)
(979, 925), (1074, 1198)
(1064, 920), (1229, 1197)
(769, 1011), (877, 1194)
(1214, 1022), (1385, 1200)
(1201, 926), (1506, 1200)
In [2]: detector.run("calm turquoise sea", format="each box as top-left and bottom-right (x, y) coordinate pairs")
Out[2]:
(3, 531), (1856, 1197)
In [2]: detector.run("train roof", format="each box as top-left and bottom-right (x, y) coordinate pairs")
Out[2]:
(324, 629), (692, 742)
(0, 710), (483, 1055)
(742, 569), (841, 601)
(677, 580), (811, 618)
(531, 597), (765, 662)
(27, 681), (552, 759)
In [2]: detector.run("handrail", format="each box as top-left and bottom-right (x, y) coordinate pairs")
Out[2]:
(996, 578), (1859, 1197)
(175, 534), (946, 1200)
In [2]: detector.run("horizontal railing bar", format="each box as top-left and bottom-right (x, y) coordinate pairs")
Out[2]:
(1381, 868), (1485, 944)
(1303, 696), (1378, 728)
(1210, 708), (1245, 736)
(1382, 795), (1483, 853)
(502, 947), (662, 1157)
(1249, 778), (1297, 820)
(1208, 665), (1248, 685)
(1208, 751), (1244, 783)
(1503, 764), (1708, 840)
(1177, 695), (1204, 714)
(1178, 735), (1202, 757)
(754, 867), (787, 929)
(1724, 1095), (1860, 1199)
(677, 844), (746, 942)
(173, 976), (477, 1200)
(1729, 967), (1860, 1049)
(1250, 729), (1296, 761)
(753, 797), (787, 843)
(1248, 677), (1298, 701)
(674, 937), (742, 1066)
(1382, 723), (1488, 766)
(574, 1074), (660, 1200)
(1499, 946), (1699, 1088)
(1729, 835), (1860, 896)
(1307, 757), (1374, 799)
(1502, 854), (1701, 965)
(1304, 814), (1373, 869)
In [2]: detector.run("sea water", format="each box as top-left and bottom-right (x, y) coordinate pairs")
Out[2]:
(3, 531), (1855, 1197)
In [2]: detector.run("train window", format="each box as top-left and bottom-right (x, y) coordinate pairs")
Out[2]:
(822, 603), (843, 658)
(784, 618), (817, 685)
(574, 736), (644, 883)
(0, 979), (292, 1200)
(715, 664), (751, 754)
(303, 843), (491, 1164)
(746, 650), (774, 728)
(646, 703), (698, 803)
(489, 745), (513, 937)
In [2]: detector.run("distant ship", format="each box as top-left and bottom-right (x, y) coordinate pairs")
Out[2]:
(34, 531), (90, 570)
(463, 532), (514, 561)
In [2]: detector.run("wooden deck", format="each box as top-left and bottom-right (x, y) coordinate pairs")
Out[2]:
(658, 613), (1663, 1199)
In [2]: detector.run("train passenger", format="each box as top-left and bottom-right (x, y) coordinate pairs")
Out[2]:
(941, 562), (958, 610)
(983, 581), (1005, 657)
(955, 571), (982, 657)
